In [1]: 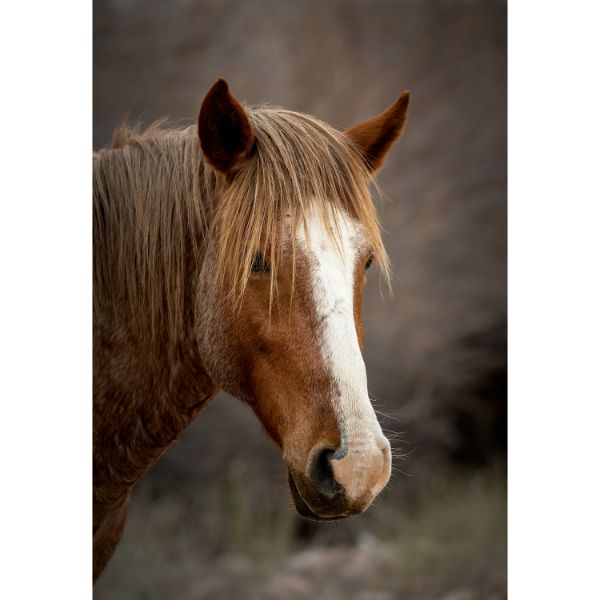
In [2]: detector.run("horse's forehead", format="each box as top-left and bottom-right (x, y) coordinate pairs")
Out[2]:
(292, 207), (365, 344)
(294, 207), (368, 263)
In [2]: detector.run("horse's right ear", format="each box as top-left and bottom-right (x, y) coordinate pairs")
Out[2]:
(345, 91), (410, 172)
(198, 79), (255, 177)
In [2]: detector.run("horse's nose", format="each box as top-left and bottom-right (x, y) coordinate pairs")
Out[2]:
(331, 436), (391, 507)
(307, 436), (391, 510)
(307, 447), (343, 499)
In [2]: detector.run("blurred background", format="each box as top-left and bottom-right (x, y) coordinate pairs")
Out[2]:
(94, 0), (506, 598)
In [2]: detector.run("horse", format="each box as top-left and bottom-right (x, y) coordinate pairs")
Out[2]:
(93, 78), (410, 580)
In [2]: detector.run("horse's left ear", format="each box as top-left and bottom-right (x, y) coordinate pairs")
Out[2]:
(198, 78), (255, 177)
(345, 91), (410, 172)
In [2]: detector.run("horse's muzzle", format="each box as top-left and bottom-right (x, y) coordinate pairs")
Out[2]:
(286, 436), (391, 520)
(287, 469), (351, 521)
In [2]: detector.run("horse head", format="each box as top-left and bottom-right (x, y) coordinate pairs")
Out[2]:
(195, 79), (409, 520)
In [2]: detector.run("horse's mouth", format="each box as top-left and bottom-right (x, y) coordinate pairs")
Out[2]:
(287, 470), (350, 521)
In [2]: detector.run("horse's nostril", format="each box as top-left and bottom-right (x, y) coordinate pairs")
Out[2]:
(308, 447), (342, 499)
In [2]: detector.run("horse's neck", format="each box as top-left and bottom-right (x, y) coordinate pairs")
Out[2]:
(94, 133), (221, 510)
(93, 298), (218, 513)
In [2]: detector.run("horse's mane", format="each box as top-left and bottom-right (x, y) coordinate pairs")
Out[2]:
(93, 106), (390, 341)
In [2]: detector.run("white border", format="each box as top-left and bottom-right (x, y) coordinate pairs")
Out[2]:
(509, 1), (600, 598)
(0, 1), (92, 598)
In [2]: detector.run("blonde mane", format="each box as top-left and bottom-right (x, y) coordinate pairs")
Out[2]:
(93, 106), (390, 341)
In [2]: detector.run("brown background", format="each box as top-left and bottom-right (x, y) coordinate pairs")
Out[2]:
(94, 1), (506, 598)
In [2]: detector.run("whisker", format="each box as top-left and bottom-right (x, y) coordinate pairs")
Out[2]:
(390, 466), (415, 478)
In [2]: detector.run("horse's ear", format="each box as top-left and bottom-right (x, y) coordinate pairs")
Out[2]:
(345, 91), (410, 172)
(198, 79), (255, 177)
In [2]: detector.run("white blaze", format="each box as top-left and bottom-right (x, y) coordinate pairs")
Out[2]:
(298, 206), (390, 503)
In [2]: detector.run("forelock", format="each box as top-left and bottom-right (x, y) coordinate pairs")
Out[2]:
(212, 105), (390, 308)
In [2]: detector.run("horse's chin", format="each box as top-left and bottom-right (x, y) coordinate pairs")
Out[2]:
(287, 470), (350, 521)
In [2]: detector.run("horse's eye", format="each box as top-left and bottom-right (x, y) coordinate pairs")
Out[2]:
(251, 252), (269, 274)
(365, 255), (374, 270)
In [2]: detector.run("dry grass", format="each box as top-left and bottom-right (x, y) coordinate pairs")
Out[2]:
(95, 461), (505, 600)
